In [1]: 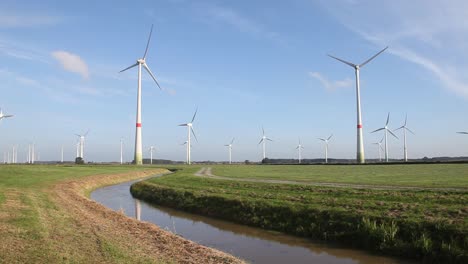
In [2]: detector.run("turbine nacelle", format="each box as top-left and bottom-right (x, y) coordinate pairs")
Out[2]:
(137, 58), (145, 64)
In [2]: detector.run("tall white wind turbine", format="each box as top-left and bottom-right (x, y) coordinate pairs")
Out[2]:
(372, 137), (384, 162)
(318, 134), (333, 163)
(258, 127), (273, 160)
(296, 138), (304, 164)
(224, 138), (235, 164)
(394, 115), (415, 162)
(75, 130), (89, 159)
(119, 24), (162, 165)
(328, 47), (388, 164)
(179, 109), (198, 165)
(149, 146), (155, 164)
(371, 113), (398, 162)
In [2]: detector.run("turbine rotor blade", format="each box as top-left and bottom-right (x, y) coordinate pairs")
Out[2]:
(266, 138), (273, 142)
(191, 108), (198, 123)
(143, 24), (154, 59)
(262, 126), (265, 136)
(143, 63), (162, 90)
(327, 134), (333, 141)
(456, 132), (468, 134)
(327, 54), (356, 68)
(231, 138), (235, 144)
(178, 123), (188, 126)
(258, 138), (264, 145)
(388, 129), (399, 139)
(394, 126), (404, 131)
(371, 128), (385, 133)
(84, 129), (90, 137)
(119, 62), (139, 73)
(404, 114), (408, 127)
(406, 127), (416, 135)
(318, 138), (326, 141)
(359, 46), (388, 67)
(386, 112), (390, 126)
(191, 127), (198, 142)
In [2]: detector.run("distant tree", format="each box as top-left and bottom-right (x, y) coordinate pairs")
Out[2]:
(244, 160), (250, 165)
(75, 157), (84, 164)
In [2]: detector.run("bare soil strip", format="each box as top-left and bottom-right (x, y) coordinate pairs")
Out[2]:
(195, 167), (467, 192)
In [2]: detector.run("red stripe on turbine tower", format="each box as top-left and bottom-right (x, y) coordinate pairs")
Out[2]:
(357, 124), (363, 128)
(136, 123), (142, 127)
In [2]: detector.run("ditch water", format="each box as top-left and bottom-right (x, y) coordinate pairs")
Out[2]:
(90, 176), (411, 264)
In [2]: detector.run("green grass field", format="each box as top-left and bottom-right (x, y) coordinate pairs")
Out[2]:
(211, 164), (468, 188)
(132, 164), (468, 262)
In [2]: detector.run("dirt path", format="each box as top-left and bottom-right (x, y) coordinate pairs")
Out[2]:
(195, 167), (467, 192)
(0, 169), (244, 264)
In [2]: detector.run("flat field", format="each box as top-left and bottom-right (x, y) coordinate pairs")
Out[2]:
(133, 164), (468, 262)
(211, 164), (468, 188)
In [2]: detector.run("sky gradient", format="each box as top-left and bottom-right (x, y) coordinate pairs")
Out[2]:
(1, 0), (468, 162)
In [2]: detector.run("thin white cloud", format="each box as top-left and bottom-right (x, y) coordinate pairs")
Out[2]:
(204, 5), (280, 40)
(51, 51), (89, 79)
(309, 72), (353, 91)
(0, 13), (61, 28)
(320, 0), (468, 98)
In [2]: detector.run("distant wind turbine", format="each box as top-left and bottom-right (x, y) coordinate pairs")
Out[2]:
(179, 109), (198, 165)
(75, 130), (89, 159)
(328, 47), (388, 164)
(224, 138), (235, 164)
(318, 134), (333, 163)
(181, 141), (190, 164)
(119, 24), (162, 165)
(149, 146), (155, 164)
(394, 115), (415, 162)
(296, 138), (304, 164)
(371, 113), (398, 162)
(258, 127), (273, 160)
(120, 138), (124, 165)
(372, 137), (384, 162)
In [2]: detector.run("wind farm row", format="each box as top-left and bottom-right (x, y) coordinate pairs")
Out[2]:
(1, 24), (467, 166)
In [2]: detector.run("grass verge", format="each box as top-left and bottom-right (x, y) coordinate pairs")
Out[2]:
(131, 166), (468, 263)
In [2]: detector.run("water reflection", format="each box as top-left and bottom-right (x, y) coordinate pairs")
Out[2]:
(91, 178), (411, 264)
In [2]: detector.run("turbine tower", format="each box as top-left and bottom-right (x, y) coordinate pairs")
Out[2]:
(119, 24), (162, 165)
(224, 138), (235, 164)
(61, 145), (64, 163)
(372, 137), (384, 162)
(371, 113), (398, 162)
(328, 47), (388, 164)
(296, 138), (304, 164)
(181, 141), (190, 164)
(75, 130), (89, 159)
(395, 115), (415, 162)
(120, 138), (124, 165)
(149, 146), (155, 164)
(179, 109), (198, 165)
(258, 127), (273, 160)
(318, 134), (333, 163)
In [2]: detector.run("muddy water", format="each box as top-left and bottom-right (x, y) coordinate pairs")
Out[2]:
(90, 178), (411, 264)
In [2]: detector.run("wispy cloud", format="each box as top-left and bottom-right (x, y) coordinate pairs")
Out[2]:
(51, 51), (90, 79)
(203, 5), (280, 41)
(309, 72), (353, 91)
(0, 12), (61, 28)
(320, 0), (468, 98)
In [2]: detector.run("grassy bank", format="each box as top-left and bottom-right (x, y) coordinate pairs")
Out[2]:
(131, 165), (468, 263)
(0, 165), (242, 264)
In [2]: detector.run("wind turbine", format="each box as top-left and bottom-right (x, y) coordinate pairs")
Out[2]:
(61, 145), (64, 163)
(394, 115), (415, 162)
(258, 127), (273, 160)
(120, 138), (124, 165)
(224, 138), (235, 164)
(372, 137), (384, 162)
(296, 138), (304, 164)
(119, 24), (162, 165)
(328, 47), (388, 164)
(371, 113), (398, 162)
(75, 130), (89, 159)
(181, 141), (190, 164)
(318, 134), (333, 163)
(149, 146), (155, 164)
(0, 108), (13, 121)
(179, 109), (198, 165)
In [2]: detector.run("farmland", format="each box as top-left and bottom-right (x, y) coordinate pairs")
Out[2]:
(131, 164), (468, 263)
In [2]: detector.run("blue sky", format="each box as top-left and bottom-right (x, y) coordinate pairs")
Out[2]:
(1, 0), (468, 162)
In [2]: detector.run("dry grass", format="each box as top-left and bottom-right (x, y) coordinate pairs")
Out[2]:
(0, 167), (243, 264)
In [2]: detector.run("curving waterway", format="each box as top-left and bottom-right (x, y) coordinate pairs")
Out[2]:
(90, 177), (412, 264)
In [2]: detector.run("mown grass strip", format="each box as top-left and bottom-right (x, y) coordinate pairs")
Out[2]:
(131, 167), (468, 263)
